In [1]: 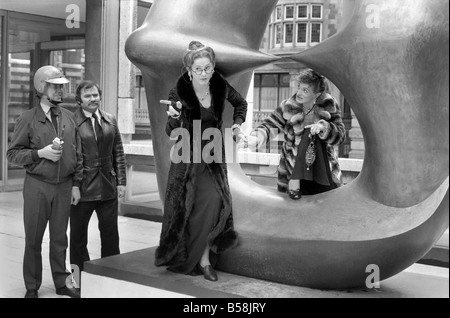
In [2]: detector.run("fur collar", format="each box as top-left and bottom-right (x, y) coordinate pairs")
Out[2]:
(282, 93), (337, 114)
(282, 93), (337, 118)
(176, 72), (228, 125)
(281, 93), (339, 129)
(316, 93), (337, 113)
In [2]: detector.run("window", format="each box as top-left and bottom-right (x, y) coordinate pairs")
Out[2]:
(134, 74), (150, 128)
(297, 22), (307, 44)
(260, 74), (278, 111)
(298, 5), (308, 19)
(49, 49), (85, 107)
(274, 24), (282, 47)
(311, 23), (322, 44)
(254, 73), (291, 112)
(284, 23), (294, 45)
(285, 5), (294, 19)
(269, 3), (323, 48)
(311, 5), (323, 19)
(275, 6), (282, 21)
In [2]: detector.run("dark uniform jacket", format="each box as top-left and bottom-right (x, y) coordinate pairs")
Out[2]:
(73, 107), (127, 202)
(7, 105), (83, 185)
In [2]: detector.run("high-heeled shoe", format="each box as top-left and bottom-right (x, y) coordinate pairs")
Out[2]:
(200, 265), (218, 281)
(288, 189), (302, 200)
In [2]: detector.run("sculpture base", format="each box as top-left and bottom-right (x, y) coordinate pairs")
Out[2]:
(81, 247), (448, 298)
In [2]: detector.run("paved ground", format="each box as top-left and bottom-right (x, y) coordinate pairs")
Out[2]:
(0, 190), (161, 298)
(0, 190), (448, 298)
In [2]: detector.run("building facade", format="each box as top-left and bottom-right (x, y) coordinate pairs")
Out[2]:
(252, 0), (362, 159)
(0, 0), (364, 193)
(0, 0), (153, 192)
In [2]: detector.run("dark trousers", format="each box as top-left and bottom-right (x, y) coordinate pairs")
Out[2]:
(70, 198), (120, 271)
(23, 174), (72, 291)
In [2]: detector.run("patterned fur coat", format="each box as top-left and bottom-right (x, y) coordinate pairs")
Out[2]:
(154, 72), (247, 268)
(255, 93), (346, 192)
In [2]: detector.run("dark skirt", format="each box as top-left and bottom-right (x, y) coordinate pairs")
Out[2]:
(291, 128), (337, 195)
(168, 163), (221, 275)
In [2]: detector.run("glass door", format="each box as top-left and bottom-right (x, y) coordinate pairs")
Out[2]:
(2, 12), (85, 190)
(0, 11), (4, 189)
(6, 50), (32, 188)
(5, 13), (34, 190)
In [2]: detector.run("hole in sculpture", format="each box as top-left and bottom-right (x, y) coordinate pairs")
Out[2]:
(240, 70), (364, 192)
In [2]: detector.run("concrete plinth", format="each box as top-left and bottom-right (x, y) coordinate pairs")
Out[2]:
(81, 247), (448, 298)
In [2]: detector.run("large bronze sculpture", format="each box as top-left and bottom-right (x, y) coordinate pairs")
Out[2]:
(126, 0), (449, 289)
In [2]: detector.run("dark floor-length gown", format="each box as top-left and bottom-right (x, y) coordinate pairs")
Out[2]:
(168, 106), (221, 275)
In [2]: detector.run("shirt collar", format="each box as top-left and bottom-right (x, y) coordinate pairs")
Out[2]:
(40, 102), (52, 115)
(83, 109), (101, 119)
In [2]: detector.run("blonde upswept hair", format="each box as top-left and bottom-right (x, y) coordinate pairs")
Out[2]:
(182, 40), (216, 69)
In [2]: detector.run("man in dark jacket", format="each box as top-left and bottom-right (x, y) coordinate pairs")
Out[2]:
(70, 80), (127, 273)
(7, 65), (83, 298)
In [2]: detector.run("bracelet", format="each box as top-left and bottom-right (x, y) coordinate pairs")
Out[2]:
(231, 124), (241, 130)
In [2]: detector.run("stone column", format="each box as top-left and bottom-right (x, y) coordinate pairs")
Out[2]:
(100, 0), (120, 117)
(84, 0), (102, 85)
(118, 0), (137, 144)
(85, 0), (121, 118)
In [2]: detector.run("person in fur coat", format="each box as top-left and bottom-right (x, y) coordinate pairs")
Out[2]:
(154, 41), (247, 282)
(240, 70), (345, 199)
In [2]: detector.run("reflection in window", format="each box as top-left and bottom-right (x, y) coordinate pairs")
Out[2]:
(7, 52), (31, 185)
(49, 49), (85, 111)
(50, 49), (85, 99)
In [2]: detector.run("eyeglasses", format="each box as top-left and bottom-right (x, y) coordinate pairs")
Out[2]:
(191, 66), (214, 75)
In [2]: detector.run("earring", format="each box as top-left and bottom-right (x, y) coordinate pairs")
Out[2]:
(188, 73), (192, 81)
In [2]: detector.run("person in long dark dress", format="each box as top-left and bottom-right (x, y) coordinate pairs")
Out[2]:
(154, 41), (247, 281)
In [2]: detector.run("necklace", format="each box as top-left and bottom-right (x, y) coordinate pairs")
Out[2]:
(304, 104), (316, 116)
(196, 85), (210, 102)
(304, 103), (317, 170)
(306, 134), (317, 171)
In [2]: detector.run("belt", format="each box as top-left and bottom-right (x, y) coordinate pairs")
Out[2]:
(83, 156), (113, 167)
(26, 172), (72, 185)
